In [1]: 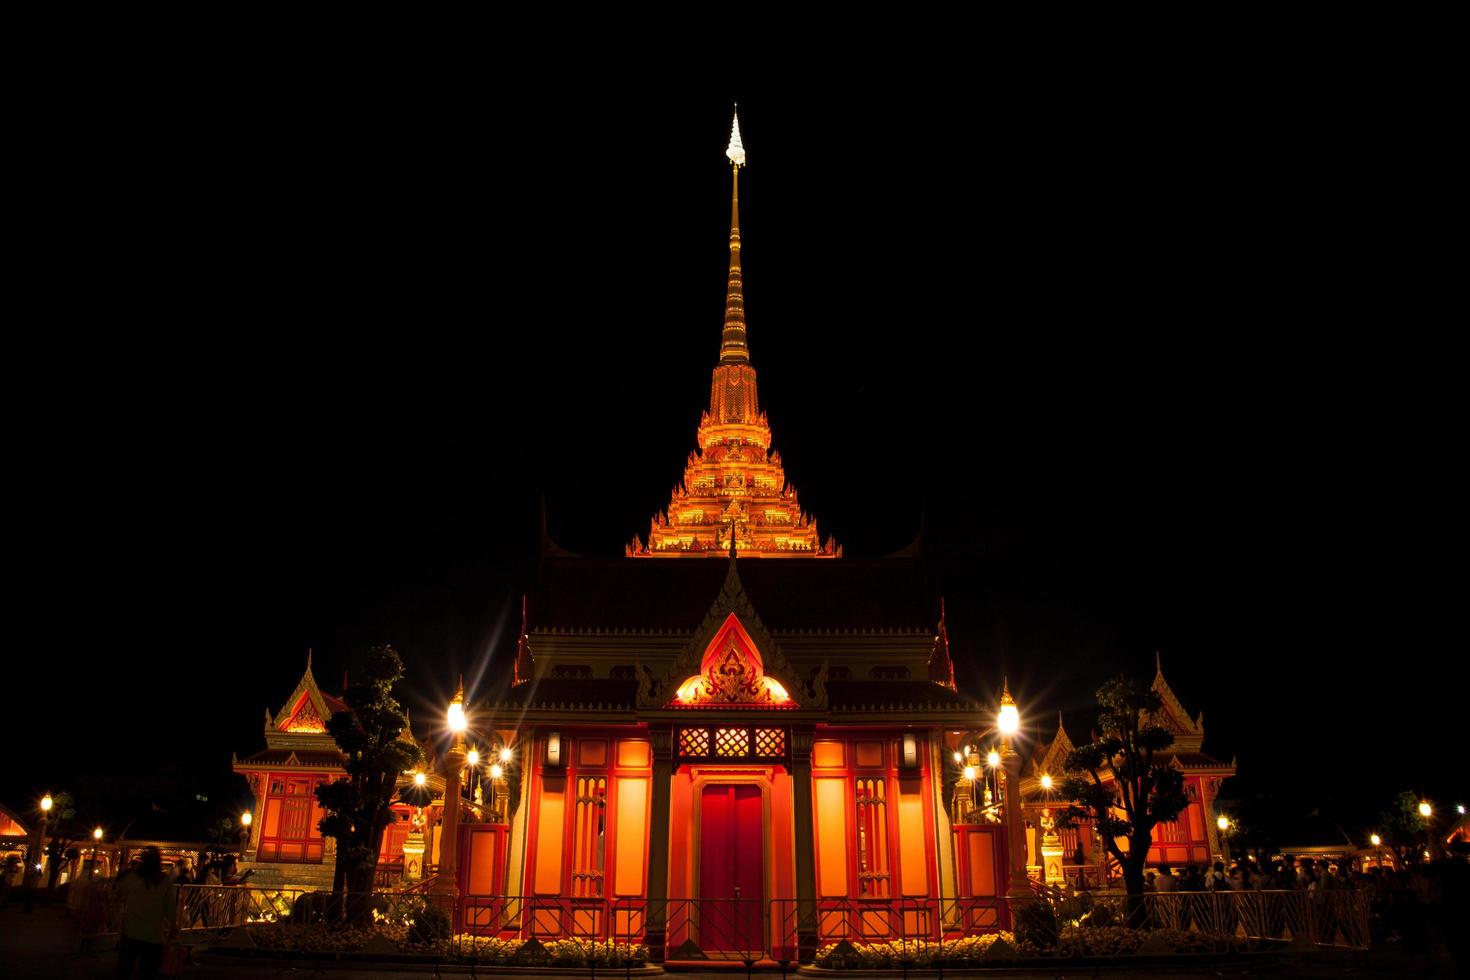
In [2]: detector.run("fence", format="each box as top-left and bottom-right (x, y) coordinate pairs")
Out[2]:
(81, 885), (1370, 962)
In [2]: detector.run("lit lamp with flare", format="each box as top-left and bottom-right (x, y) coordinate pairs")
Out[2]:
(996, 680), (1032, 900)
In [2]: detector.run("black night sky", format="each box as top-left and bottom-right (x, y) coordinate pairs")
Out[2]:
(8, 73), (1461, 841)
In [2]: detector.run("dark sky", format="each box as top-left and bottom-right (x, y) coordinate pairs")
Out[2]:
(8, 71), (1462, 835)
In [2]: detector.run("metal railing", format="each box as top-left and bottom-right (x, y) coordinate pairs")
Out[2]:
(81, 884), (1370, 962)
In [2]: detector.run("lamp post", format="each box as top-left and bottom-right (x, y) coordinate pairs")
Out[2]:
(25, 795), (52, 890)
(1370, 833), (1384, 870)
(1216, 815), (1232, 867)
(92, 827), (103, 877)
(998, 680), (1031, 900)
(1419, 801), (1443, 861)
(239, 811), (253, 858)
(434, 681), (467, 897)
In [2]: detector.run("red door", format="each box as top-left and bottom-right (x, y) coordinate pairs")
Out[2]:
(699, 785), (763, 953)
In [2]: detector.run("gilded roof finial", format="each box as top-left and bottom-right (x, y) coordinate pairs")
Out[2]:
(720, 106), (749, 366)
(726, 105), (746, 168)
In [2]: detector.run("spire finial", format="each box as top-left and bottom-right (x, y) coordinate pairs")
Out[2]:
(1154, 650), (1163, 675)
(726, 106), (745, 168)
(720, 108), (749, 365)
(306, 647), (313, 671)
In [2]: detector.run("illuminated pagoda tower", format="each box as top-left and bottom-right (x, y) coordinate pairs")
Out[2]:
(454, 110), (1002, 965)
(627, 110), (838, 559)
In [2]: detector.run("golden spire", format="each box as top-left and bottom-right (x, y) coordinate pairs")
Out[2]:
(720, 106), (748, 365)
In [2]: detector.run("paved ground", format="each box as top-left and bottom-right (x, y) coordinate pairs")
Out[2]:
(0, 903), (1462, 979)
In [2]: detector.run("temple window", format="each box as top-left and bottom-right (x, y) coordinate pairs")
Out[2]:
(675, 725), (789, 763)
(855, 777), (891, 897)
(714, 727), (750, 758)
(571, 775), (607, 897)
(679, 727), (711, 756)
(753, 728), (785, 757)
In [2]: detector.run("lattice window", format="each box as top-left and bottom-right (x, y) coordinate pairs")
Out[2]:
(855, 777), (891, 897)
(1155, 817), (1188, 844)
(753, 728), (786, 758)
(679, 728), (710, 757)
(714, 727), (749, 758)
(571, 776), (607, 897)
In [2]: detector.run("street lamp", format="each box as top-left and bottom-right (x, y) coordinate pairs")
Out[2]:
(435, 681), (468, 897)
(997, 679), (1031, 901)
(26, 796), (53, 888)
(1418, 800), (1445, 861)
(92, 827), (103, 877)
(1216, 814), (1232, 865)
(240, 811), (253, 856)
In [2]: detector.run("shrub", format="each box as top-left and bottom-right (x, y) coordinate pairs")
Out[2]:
(1014, 900), (1059, 949)
(407, 901), (452, 945)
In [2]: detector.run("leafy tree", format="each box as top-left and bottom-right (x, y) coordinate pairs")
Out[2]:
(41, 791), (80, 889)
(314, 645), (424, 896)
(1376, 790), (1430, 866)
(1056, 675), (1189, 903)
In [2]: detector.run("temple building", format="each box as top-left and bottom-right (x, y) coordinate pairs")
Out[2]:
(447, 111), (1010, 960)
(1019, 655), (1236, 889)
(233, 653), (448, 890)
(233, 111), (1236, 960)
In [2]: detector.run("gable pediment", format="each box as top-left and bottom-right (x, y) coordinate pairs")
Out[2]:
(640, 558), (826, 709)
(269, 655), (337, 733)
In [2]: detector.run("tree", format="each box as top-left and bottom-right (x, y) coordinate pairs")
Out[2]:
(41, 791), (80, 889)
(1056, 675), (1189, 904)
(1376, 790), (1430, 866)
(314, 645), (424, 897)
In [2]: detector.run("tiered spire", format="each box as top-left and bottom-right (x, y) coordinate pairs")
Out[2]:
(627, 109), (838, 559)
(721, 109), (748, 366)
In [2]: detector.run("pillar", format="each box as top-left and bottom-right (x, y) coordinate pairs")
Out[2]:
(1002, 746), (1031, 900)
(24, 811), (47, 889)
(790, 727), (817, 961)
(645, 728), (673, 962)
(434, 741), (465, 897)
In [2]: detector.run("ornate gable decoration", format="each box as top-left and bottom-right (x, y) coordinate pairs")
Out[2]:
(268, 653), (338, 735)
(641, 558), (824, 709)
(672, 613), (794, 707)
(284, 695), (327, 733)
(1145, 653), (1205, 752)
(1034, 712), (1075, 777)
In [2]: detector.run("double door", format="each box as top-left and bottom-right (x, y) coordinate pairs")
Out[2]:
(698, 784), (763, 953)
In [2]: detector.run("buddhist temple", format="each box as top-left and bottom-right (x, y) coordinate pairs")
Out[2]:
(1019, 655), (1236, 889)
(231, 110), (1237, 962)
(232, 652), (449, 890)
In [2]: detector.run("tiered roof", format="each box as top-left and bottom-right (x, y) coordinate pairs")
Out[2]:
(627, 109), (836, 559)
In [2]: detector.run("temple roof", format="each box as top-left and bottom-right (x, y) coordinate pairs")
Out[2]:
(480, 676), (975, 714)
(529, 555), (937, 634)
(237, 748), (345, 768)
